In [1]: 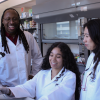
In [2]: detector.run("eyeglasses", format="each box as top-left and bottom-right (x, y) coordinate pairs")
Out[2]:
(3, 18), (19, 22)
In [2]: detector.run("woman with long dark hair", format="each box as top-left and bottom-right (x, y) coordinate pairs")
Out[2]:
(0, 42), (81, 100)
(80, 19), (100, 100)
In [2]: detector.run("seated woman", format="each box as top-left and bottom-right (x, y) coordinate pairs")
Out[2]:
(0, 42), (81, 100)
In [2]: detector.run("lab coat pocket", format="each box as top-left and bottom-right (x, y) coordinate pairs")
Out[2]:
(18, 52), (26, 60)
(86, 81), (95, 99)
(16, 50), (26, 61)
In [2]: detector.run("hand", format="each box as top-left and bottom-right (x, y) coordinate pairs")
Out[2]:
(0, 87), (10, 95)
(28, 75), (34, 80)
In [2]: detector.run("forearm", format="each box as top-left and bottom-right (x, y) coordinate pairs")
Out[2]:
(31, 60), (42, 76)
(0, 87), (14, 97)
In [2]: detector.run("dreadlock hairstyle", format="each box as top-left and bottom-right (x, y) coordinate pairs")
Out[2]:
(1, 8), (29, 53)
(84, 19), (100, 79)
(41, 42), (81, 100)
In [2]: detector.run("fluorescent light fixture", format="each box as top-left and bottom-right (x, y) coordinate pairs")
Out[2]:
(0, 0), (7, 4)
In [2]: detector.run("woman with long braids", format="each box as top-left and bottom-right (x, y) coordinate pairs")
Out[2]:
(80, 19), (100, 100)
(0, 42), (81, 100)
(0, 8), (42, 87)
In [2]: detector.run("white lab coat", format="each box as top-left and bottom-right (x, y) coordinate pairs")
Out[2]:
(9, 67), (76, 100)
(80, 52), (100, 100)
(0, 31), (43, 87)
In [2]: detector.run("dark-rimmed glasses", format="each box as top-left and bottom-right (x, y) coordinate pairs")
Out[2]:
(3, 18), (19, 22)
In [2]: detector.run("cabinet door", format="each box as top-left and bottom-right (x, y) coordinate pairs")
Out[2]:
(75, 0), (100, 6)
(43, 20), (78, 40)
(36, 0), (49, 5)
(33, 0), (76, 14)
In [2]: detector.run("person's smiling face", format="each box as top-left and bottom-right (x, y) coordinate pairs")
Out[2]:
(49, 47), (63, 71)
(2, 9), (19, 36)
(83, 27), (96, 50)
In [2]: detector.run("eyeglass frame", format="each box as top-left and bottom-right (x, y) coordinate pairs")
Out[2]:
(3, 18), (19, 22)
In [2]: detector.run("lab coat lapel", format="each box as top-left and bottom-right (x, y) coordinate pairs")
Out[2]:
(44, 69), (52, 86)
(0, 36), (2, 52)
(82, 60), (94, 90)
(16, 36), (25, 52)
(16, 36), (20, 46)
(6, 37), (16, 47)
(51, 67), (64, 82)
(44, 67), (64, 87)
(6, 35), (20, 46)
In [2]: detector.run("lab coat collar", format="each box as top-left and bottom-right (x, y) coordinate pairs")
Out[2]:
(90, 52), (95, 58)
(0, 35), (20, 47)
(0, 35), (1, 43)
(16, 36), (20, 46)
(6, 37), (16, 47)
(51, 67), (65, 81)
(6, 36), (20, 47)
(44, 67), (65, 86)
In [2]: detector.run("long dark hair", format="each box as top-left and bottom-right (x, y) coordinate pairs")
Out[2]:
(41, 42), (81, 100)
(84, 19), (100, 79)
(1, 8), (29, 53)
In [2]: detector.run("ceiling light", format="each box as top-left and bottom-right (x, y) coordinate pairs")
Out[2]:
(0, 0), (7, 4)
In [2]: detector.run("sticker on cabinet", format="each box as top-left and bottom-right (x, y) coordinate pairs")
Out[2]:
(35, 15), (39, 19)
(81, 6), (87, 11)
